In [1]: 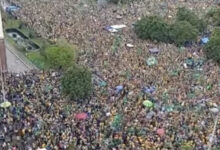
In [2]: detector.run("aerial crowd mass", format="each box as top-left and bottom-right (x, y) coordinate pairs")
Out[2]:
(1, 0), (220, 149)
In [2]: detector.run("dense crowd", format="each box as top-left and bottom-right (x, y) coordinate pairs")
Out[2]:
(1, 71), (107, 150)
(11, 0), (218, 93)
(0, 0), (220, 149)
(0, 69), (219, 150)
(0, 68), (219, 150)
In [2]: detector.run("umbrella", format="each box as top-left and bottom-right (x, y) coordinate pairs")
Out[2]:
(149, 47), (160, 54)
(157, 128), (165, 136)
(111, 24), (126, 29)
(105, 26), (118, 33)
(0, 101), (11, 108)
(115, 85), (123, 94)
(143, 86), (156, 94)
(100, 81), (107, 87)
(105, 24), (126, 33)
(146, 56), (158, 66)
(201, 37), (209, 44)
(210, 107), (219, 113)
(75, 112), (88, 120)
(143, 100), (153, 108)
(126, 44), (134, 48)
(12, 147), (17, 150)
(37, 148), (46, 150)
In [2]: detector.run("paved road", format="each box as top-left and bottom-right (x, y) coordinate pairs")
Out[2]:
(5, 41), (37, 73)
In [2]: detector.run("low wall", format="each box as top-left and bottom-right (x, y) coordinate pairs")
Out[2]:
(0, 39), (7, 73)
(0, 9), (7, 72)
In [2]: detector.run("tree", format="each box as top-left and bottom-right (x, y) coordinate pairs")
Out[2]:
(176, 7), (206, 32)
(61, 66), (92, 101)
(134, 16), (171, 43)
(169, 21), (199, 46)
(44, 41), (76, 69)
(206, 8), (220, 26)
(204, 28), (220, 64)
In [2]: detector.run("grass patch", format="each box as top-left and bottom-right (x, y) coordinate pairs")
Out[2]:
(4, 18), (22, 29)
(26, 52), (48, 70)
(4, 18), (48, 48)
(2, 11), (49, 47)
(2, 12), (51, 70)
(5, 35), (24, 51)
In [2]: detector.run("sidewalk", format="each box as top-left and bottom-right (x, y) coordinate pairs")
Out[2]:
(5, 41), (37, 73)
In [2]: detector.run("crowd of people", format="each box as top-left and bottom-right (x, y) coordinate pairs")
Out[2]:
(0, 66), (219, 150)
(1, 71), (109, 150)
(0, 0), (220, 149)
(0, 69), (219, 150)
